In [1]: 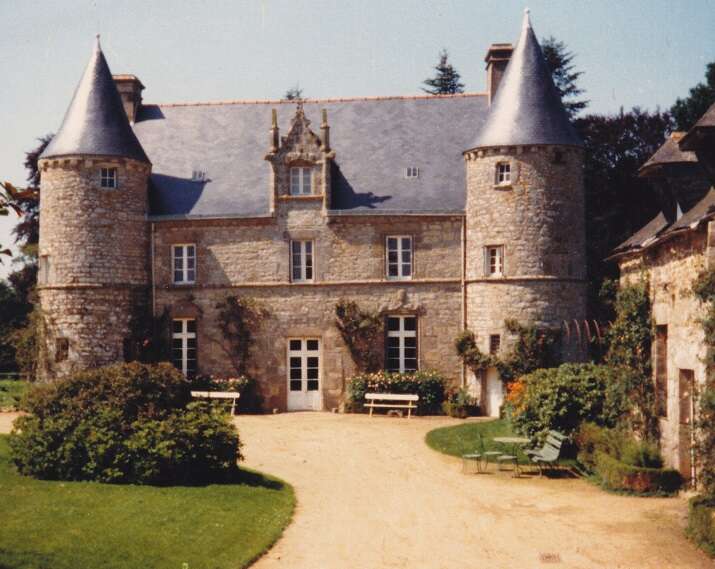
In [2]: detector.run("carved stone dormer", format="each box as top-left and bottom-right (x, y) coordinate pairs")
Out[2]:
(265, 102), (336, 213)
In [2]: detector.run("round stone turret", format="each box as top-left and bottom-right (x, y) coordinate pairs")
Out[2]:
(37, 38), (151, 379)
(464, 11), (587, 379)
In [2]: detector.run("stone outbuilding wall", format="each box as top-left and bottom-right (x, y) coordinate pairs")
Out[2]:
(618, 224), (713, 480)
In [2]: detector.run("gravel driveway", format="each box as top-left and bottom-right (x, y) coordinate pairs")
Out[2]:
(236, 412), (711, 569)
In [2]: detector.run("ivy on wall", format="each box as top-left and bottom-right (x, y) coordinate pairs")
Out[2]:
(603, 279), (658, 440)
(454, 330), (496, 374)
(127, 305), (171, 364)
(691, 269), (715, 497)
(335, 300), (384, 373)
(215, 296), (268, 377)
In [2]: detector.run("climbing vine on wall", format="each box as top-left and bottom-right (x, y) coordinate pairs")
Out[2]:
(215, 296), (268, 376)
(126, 305), (171, 364)
(691, 268), (715, 497)
(335, 300), (384, 373)
(496, 319), (562, 383)
(454, 330), (497, 374)
(455, 321), (560, 383)
(604, 279), (658, 440)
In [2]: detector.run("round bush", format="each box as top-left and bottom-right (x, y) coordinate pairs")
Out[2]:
(506, 363), (629, 439)
(9, 362), (242, 484)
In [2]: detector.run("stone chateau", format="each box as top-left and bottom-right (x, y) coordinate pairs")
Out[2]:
(37, 12), (587, 413)
(611, 101), (715, 480)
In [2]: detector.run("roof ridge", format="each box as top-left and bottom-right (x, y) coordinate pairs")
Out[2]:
(146, 91), (488, 108)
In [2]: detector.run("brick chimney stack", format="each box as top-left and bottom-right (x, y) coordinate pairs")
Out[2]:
(484, 43), (513, 105)
(113, 74), (144, 123)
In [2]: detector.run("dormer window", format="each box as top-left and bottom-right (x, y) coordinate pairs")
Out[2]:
(405, 167), (420, 179)
(290, 166), (313, 195)
(100, 167), (117, 188)
(495, 162), (511, 186)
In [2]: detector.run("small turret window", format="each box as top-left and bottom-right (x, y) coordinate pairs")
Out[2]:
(290, 167), (312, 195)
(100, 167), (118, 188)
(405, 167), (420, 179)
(495, 162), (511, 186)
(485, 245), (504, 276)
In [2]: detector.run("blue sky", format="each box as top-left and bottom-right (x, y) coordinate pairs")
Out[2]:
(1, 0), (713, 278)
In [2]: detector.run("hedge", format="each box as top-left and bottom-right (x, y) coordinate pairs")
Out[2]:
(346, 369), (447, 415)
(594, 451), (683, 495)
(687, 496), (715, 558)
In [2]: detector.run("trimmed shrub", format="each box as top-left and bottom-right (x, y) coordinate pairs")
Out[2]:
(10, 362), (242, 484)
(507, 363), (629, 439)
(687, 496), (715, 558)
(575, 422), (628, 471)
(346, 369), (447, 414)
(594, 451), (683, 495)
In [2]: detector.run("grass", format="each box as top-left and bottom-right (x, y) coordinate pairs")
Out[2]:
(0, 380), (28, 410)
(0, 435), (295, 569)
(425, 418), (578, 468)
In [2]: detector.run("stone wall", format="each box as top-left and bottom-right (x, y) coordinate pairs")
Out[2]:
(152, 203), (465, 411)
(37, 156), (150, 380)
(619, 228), (709, 478)
(464, 144), (587, 357)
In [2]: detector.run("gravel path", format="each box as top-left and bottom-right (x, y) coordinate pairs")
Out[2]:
(236, 412), (712, 569)
(1, 411), (710, 568)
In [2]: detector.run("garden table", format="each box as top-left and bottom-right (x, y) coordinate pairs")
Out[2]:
(492, 436), (530, 477)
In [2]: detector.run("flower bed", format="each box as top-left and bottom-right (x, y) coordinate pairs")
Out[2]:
(346, 370), (447, 415)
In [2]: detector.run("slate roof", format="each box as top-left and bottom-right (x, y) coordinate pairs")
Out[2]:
(469, 10), (581, 150)
(134, 94), (489, 218)
(41, 38), (149, 163)
(638, 133), (697, 177)
(680, 101), (715, 151)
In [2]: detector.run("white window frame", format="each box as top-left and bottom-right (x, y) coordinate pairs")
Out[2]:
(100, 167), (118, 188)
(290, 240), (314, 283)
(289, 166), (313, 195)
(495, 162), (511, 186)
(172, 244), (196, 285)
(386, 315), (418, 373)
(287, 338), (321, 393)
(38, 254), (50, 285)
(386, 235), (413, 280)
(172, 318), (197, 377)
(485, 245), (504, 277)
(405, 167), (420, 179)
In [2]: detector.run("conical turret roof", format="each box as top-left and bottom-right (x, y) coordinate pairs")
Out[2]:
(41, 37), (149, 163)
(469, 10), (582, 151)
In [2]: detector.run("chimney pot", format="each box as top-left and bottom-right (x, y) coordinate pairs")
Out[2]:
(484, 43), (513, 105)
(112, 74), (144, 123)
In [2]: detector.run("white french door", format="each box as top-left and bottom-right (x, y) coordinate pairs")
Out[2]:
(287, 338), (322, 411)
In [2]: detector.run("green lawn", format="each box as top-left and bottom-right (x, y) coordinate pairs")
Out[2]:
(0, 436), (295, 569)
(425, 418), (530, 461)
(0, 380), (28, 410)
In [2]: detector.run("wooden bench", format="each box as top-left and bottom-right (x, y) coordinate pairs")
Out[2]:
(190, 391), (241, 415)
(364, 393), (419, 418)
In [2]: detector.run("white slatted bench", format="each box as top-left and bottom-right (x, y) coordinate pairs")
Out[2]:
(190, 391), (241, 415)
(365, 393), (419, 418)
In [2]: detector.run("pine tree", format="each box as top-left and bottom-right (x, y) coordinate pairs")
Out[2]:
(284, 84), (304, 101)
(541, 36), (588, 118)
(422, 49), (464, 95)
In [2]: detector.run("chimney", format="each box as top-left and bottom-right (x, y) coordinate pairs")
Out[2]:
(484, 43), (513, 105)
(112, 74), (144, 123)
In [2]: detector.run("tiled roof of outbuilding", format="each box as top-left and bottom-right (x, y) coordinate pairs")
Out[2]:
(134, 94), (489, 218)
(638, 133), (698, 176)
(41, 38), (149, 164)
(468, 10), (581, 151)
(680, 101), (715, 151)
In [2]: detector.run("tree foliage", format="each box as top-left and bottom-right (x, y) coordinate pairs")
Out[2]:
(497, 319), (561, 383)
(575, 108), (673, 319)
(422, 49), (464, 95)
(541, 36), (588, 118)
(671, 62), (715, 131)
(335, 300), (384, 373)
(12, 135), (52, 250)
